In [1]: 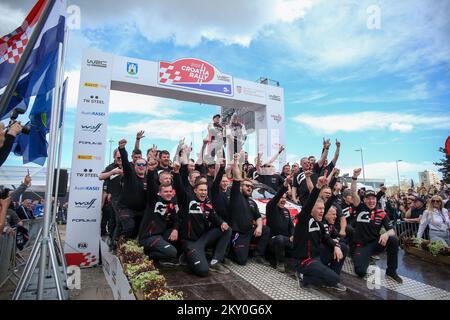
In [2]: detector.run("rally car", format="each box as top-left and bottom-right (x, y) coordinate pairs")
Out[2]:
(251, 182), (302, 224)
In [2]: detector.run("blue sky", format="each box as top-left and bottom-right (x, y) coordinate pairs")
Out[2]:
(1, 0), (449, 185)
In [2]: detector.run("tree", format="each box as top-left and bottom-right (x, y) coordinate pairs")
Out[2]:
(434, 147), (450, 184)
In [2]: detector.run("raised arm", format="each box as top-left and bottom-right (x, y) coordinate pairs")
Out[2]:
(305, 170), (314, 193)
(172, 162), (187, 208)
(267, 175), (292, 211)
(118, 139), (133, 176)
(331, 139), (341, 166)
(196, 138), (209, 165)
(212, 159), (226, 194)
(351, 168), (362, 207)
(10, 174), (32, 203)
(146, 159), (159, 206)
(317, 138), (331, 168)
(298, 175), (327, 223)
(173, 138), (184, 163)
(134, 130), (145, 151)
(264, 145), (285, 166)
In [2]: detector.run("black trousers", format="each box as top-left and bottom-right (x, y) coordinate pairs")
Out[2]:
(353, 236), (399, 277)
(268, 235), (293, 264)
(319, 242), (348, 275)
(182, 228), (232, 277)
(231, 225), (270, 265)
(141, 229), (177, 260)
(115, 206), (144, 240)
(296, 256), (341, 287)
(101, 202), (113, 236)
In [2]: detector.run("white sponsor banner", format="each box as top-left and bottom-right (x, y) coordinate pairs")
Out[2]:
(64, 49), (113, 267)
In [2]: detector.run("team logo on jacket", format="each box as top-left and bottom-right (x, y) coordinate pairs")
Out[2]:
(308, 218), (320, 232)
(357, 211), (371, 223)
(154, 202), (167, 216)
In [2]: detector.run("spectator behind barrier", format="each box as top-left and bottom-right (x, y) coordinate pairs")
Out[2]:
(417, 196), (450, 246)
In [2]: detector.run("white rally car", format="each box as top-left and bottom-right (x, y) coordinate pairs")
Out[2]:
(251, 182), (302, 224)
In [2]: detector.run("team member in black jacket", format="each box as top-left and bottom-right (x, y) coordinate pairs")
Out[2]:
(266, 174), (295, 273)
(211, 159), (231, 224)
(350, 169), (402, 283)
(293, 173), (346, 291)
(321, 205), (349, 276)
(116, 139), (147, 239)
(229, 153), (270, 265)
(173, 162), (231, 276)
(138, 160), (179, 265)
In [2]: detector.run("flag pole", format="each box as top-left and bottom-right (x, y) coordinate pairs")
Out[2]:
(37, 41), (64, 300)
(50, 26), (69, 280)
(0, 0), (56, 118)
(51, 26), (68, 224)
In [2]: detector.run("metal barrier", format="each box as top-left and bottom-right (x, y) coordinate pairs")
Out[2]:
(0, 229), (18, 288)
(396, 220), (429, 246)
(16, 218), (44, 266)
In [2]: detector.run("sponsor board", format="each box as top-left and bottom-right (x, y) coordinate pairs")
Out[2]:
(80, 123), (103, 133)
(83, 82), (107, 89)
(78, 140), (103, 146)
(77, 154), (102, 161)
(158, 58), (233, 96)
(74, 199), (97, 209)
(75, 168), (98, 178)
(81, 111), (106, 116)
(270, 113), (282, 123)
(82, 95), (105, 105)
(236, 85), (265, 98)
(74, 186), (101, 191)
(86, 59), (107, 68)
(268, 94), (281, 102)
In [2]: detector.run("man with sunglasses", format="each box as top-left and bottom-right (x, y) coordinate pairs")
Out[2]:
(99, 149), (124, 250)
(115, 139), (148, 240)
(229, 153), (270, 265)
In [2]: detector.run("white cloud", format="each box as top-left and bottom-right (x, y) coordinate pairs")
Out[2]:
(64, 70), (181, 117)
(0, 3), (25, 36)
(276, 0), (450, 77)
(110, 119), (210, 141)
(67, 0), (316, 47)
(293, 111), (450, 134)
(339, 161), (441, 186)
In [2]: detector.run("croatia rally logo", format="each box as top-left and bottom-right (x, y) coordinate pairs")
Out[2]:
(158, 58), (233, 96)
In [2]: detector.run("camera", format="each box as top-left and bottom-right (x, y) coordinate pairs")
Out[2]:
(9, 108), (31, 135)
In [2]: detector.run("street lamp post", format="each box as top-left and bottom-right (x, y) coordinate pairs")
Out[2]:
(355, 148), (366, 184)
(396, 160), (402, 193)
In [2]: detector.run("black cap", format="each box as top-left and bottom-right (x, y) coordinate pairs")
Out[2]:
(213, 114), (221, 119)
(207, 163), (216, 168)
(414, 196), (426, 204)
(364, 190), (377, 198)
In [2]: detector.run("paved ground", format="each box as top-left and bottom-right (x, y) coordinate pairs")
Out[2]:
(1, 224), (449, 300)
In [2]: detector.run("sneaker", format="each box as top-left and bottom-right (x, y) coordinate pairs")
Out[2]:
(253, 256), (269, 265)
(323, 283), (347, 292)
(371, 255), (380, 260)
(386, 271), (403, 284)
(178, 253), (187, 266)
(209, 262), (230, 274)
(276, 263), (286, 273)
